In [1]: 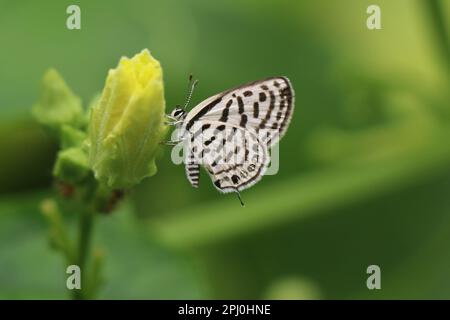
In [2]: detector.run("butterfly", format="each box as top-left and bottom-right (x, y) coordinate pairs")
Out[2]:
(165, 76), (295, 206)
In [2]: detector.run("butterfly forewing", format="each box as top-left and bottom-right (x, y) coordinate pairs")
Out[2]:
(179, 76), (294, 195)
(183, 76), (294, 146)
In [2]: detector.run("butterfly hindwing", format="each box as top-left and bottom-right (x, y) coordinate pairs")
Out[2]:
(184, 120), (269, 193)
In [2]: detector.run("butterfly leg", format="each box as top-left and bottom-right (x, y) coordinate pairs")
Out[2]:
(164, 120), (184, 126)
(236, 191), (245, 207)
(159, 139), (182, 146)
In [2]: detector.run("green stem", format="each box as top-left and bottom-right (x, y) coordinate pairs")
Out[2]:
(72, 206), (95, 300)
(79, 209), (94, 269)
(424, 0), (450, 70)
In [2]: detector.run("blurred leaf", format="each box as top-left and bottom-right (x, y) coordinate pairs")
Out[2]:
(190, 167), (450, 298)
(151, 123), (450, 249)
(32, 69), (85, 138)
(0, 191), (205, 299)
(264, 277), (322, 300)
(0, 118), (56, 193)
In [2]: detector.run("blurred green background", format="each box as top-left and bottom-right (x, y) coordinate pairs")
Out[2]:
(1, 0), (449, 299)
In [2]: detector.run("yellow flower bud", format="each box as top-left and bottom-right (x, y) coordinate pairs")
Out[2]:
(89, 49), (167, 188)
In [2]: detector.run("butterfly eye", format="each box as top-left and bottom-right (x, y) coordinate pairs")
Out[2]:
(171, 107), (182, 117)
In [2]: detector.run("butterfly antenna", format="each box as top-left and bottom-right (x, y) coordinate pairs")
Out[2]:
(183, 74), (199, 110)
(236, 191), (245, 207)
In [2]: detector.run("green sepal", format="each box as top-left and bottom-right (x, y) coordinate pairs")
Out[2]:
(53, 147), (90, 184)
(32, 69), (85, 139)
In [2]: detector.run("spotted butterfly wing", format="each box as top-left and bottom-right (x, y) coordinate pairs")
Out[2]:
(185, 120), (270, 193)
(179, 77), (294, 195)
(184, 77), (294, 145)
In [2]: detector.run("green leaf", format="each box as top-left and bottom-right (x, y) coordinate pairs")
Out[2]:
(32, 69), (84, 138)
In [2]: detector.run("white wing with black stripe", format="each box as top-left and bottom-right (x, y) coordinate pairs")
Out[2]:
(183, 76), (294, 147)
(183, 120), (269, 193)
(175, 76), (295, 199)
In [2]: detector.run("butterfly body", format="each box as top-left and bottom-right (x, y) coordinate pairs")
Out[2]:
(168, 77), (295, 200)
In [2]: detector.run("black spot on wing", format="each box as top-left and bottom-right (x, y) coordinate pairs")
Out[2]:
(219, 104), (230, 122)
(276, 111), (283, 121)
(240, 114), (248, 128)
(205, 136), (216, 146)
(237, 96), (244, 114)
(259, 92), (266, 102)
(253, 102), (259, 118)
